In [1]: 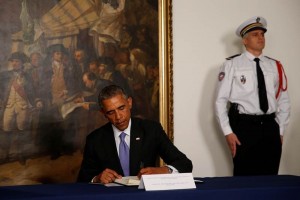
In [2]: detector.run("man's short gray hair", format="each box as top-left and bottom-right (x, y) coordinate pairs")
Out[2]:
(98, 85), (128, 109)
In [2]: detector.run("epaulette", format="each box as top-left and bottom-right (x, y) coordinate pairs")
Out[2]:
(226, 54), (241, 60)
(265, 56), (278, 62)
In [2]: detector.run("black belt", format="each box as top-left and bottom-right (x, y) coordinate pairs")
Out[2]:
(237, 113), (276, 122)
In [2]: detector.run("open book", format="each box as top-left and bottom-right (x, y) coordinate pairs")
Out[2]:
(60, 91), (95, 119)
(114, 176), (140, 186)
(60, 101), (84, 119)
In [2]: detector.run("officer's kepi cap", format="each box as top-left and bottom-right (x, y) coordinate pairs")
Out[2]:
(236, 16), (267, 38)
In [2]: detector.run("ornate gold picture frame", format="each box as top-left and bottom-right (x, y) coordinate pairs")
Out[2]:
(159, 0), (174, 141)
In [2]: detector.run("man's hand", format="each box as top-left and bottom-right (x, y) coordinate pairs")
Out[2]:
(137, 166), (169, 178)
(82, 103), (89, 110)
(225, 133), (241, 158)
(74, 97), (84, 103)
(97, 168), (122, 184)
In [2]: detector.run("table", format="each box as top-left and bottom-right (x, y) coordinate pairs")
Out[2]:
(1, 175), (300, 200)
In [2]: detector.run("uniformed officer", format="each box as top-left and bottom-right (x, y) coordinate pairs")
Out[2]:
(0, 52), (42, 164)
(215, 16), (290, 176)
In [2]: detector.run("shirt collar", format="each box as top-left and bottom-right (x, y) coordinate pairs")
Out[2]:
(245, 50), (265, 62)
(113, 118), (132, 138)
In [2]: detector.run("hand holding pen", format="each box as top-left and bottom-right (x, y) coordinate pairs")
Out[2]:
(138, 162), (170, 178)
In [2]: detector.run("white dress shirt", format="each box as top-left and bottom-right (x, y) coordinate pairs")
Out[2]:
(111, 119), (178, 173)
(112, 119), (132, 155)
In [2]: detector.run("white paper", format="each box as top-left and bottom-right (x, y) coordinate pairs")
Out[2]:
(60, 102), (83, 119)
(114, 176), (140, 186)
(138, 173), (196, 191)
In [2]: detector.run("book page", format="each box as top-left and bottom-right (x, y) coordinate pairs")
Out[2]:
(60, 102), (84, 119)
(114, 176), (140, 186)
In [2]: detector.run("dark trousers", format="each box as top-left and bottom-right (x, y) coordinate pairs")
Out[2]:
(230, 113), (282, 176)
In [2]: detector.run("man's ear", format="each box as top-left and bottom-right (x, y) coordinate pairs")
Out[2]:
(100, 109), (108, 119)
(127, 97), (133, 109)
(242, 37), (247, 46)
(100, 108), (105, 115)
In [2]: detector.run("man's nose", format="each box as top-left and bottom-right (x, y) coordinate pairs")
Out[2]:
(115, 111), (121, 119)
(258, 34), (265, 39)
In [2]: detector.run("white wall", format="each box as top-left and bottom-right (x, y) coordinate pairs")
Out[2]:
(173, 0), (300, 177)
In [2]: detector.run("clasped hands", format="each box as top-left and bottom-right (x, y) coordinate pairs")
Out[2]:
(95, 166), (170, 184)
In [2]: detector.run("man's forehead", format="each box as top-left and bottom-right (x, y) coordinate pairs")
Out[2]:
(103, 95), (127, 107)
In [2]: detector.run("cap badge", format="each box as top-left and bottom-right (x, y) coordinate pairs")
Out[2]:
(256, 17), (260, 23)
(240, 75), (246, 84)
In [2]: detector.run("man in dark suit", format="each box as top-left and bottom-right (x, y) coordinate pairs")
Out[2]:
(77, 85), (192, 183)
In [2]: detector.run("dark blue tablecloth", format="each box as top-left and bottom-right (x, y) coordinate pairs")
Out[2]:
(1, 175), (300, 200)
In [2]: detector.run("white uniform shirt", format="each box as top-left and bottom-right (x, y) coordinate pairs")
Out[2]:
(215, 51), (290, 136)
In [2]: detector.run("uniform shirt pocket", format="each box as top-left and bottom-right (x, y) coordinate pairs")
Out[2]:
(231, 70), (255, 97)
(264, 70), (277, 96)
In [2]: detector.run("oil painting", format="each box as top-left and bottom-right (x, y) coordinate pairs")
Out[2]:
(0, 0), (173, 185)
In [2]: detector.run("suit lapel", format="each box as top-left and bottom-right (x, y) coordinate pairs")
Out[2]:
(103, 124), (124, 174)
(130, 118), (144, 175)
(104, 119), (144, 176)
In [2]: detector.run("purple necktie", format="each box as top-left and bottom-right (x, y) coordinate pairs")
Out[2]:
(119, 132), (130, 176)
